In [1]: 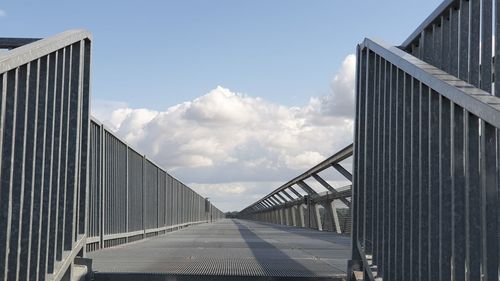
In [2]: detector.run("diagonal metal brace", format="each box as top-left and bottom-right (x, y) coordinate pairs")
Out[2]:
(332, 163), (352, 181)
(297, 181), (318, 196)
(312, 174), (351, 208)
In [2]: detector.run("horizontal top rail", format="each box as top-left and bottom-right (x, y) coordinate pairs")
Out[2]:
(400, 0), (455, 48)
(241, 143), (352, 212)
(360, 37), (500, 128)
(0, 29), (91, 73)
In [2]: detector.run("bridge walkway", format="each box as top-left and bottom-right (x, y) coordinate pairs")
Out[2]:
(88, 219), (350, 280)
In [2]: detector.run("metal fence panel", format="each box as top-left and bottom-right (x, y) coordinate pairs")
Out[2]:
(0, 30), (91, 281)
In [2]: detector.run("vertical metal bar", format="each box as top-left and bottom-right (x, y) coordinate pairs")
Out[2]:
(451, 103), (466, 281)
(0, 71), (5, 281)
(459, 0), (470, 82)
(450, 6), (460, 77)
(494, 0), (500, 97)
(352, 46), (366, 261)
(419, 84), (430, 281)
(8, 63), (28, 281)
(40, 52), (56, 280)
(395, 68), (404, 281)
(432, 22), (442, 69)
(372, 54), (381, 266)
(364, 50), (375, 253)
(410, 78), (420, 281)
(79, 38), (91, 240)
(32, 55), (48, 281)
(388, 64), (396, 281)
(402, 73), (412, 281)
(429, 90), (440, 281)
(480, 121), (498, 281)
(439, 96), (452, 281)
(20, 59), (39, 281)
(469, 0), (480, 87)
(465, 112), (480, 281)
(481, 0), (493, 92)
(441, 12), (451, 73)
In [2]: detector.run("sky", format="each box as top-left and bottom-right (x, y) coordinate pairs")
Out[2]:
(1, 0), (442, 211)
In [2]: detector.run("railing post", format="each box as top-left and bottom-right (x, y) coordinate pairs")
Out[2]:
(330, 200), (341, 234)
(99, 124), (104, 249)
(125, 146), (129, 241)
(315, 204), (323, 231)
(291, 205), (297, 226)
(299, 204), (306, 227)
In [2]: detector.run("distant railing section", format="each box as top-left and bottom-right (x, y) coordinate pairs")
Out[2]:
(352, 36), (500, 281)
(87, 118), (225, 251)
(238, 144), (352, 235)
(0, 30), (92, 281)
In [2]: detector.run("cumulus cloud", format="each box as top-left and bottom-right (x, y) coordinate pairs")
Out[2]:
(92, 54), (357, 211)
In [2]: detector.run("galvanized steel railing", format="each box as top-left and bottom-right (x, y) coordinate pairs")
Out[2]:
(86, 118), (225, 252)
(238, 144), (353, 234)
(0, 31), (225, 281)
(0, 30), (92, 281)
(352, 0), (500, 276)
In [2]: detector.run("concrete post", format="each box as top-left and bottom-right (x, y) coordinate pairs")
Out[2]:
(330, 200), (342, 234)
(299, 204), (306, 227)
(291, 205), (297, 226)
(315, 204), (323, 231)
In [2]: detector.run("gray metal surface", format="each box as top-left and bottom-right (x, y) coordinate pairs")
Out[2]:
(0, 30), (91, 281)
(352, 0), (500, 279)
(89, 219), (350, 280)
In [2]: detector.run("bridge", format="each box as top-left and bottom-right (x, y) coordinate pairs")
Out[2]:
(1, 0), (499, 280)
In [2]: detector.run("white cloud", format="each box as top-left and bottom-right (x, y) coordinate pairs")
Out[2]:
(91, 54), (357, 211)
(0, 9), (6, 18)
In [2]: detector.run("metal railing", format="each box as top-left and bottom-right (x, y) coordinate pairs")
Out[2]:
(238, 144), (353, 234)
(0, 31), (225, 281)
(0, 30), (92, 281)
(352, 7), (500, 279)
(86, 118), (225, 251)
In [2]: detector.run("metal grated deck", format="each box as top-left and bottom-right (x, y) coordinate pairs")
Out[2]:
(88, 219), (350, 280)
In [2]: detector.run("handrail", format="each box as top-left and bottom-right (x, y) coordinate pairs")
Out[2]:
(360, 38), (500, 128)
(241, 143), (352, 212)
(0, 29), (91, 73)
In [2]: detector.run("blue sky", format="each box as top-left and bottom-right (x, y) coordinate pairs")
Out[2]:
(1, 1), (442, 210)
(1, 0), (440, 110)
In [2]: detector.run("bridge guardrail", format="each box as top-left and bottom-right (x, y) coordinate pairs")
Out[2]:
(87, 118), (225, 251)
(0, 30), (92, 281)
(352, 36), (500, 281)
(0, 31), (225, 281)
(238, 144), (353, 234)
